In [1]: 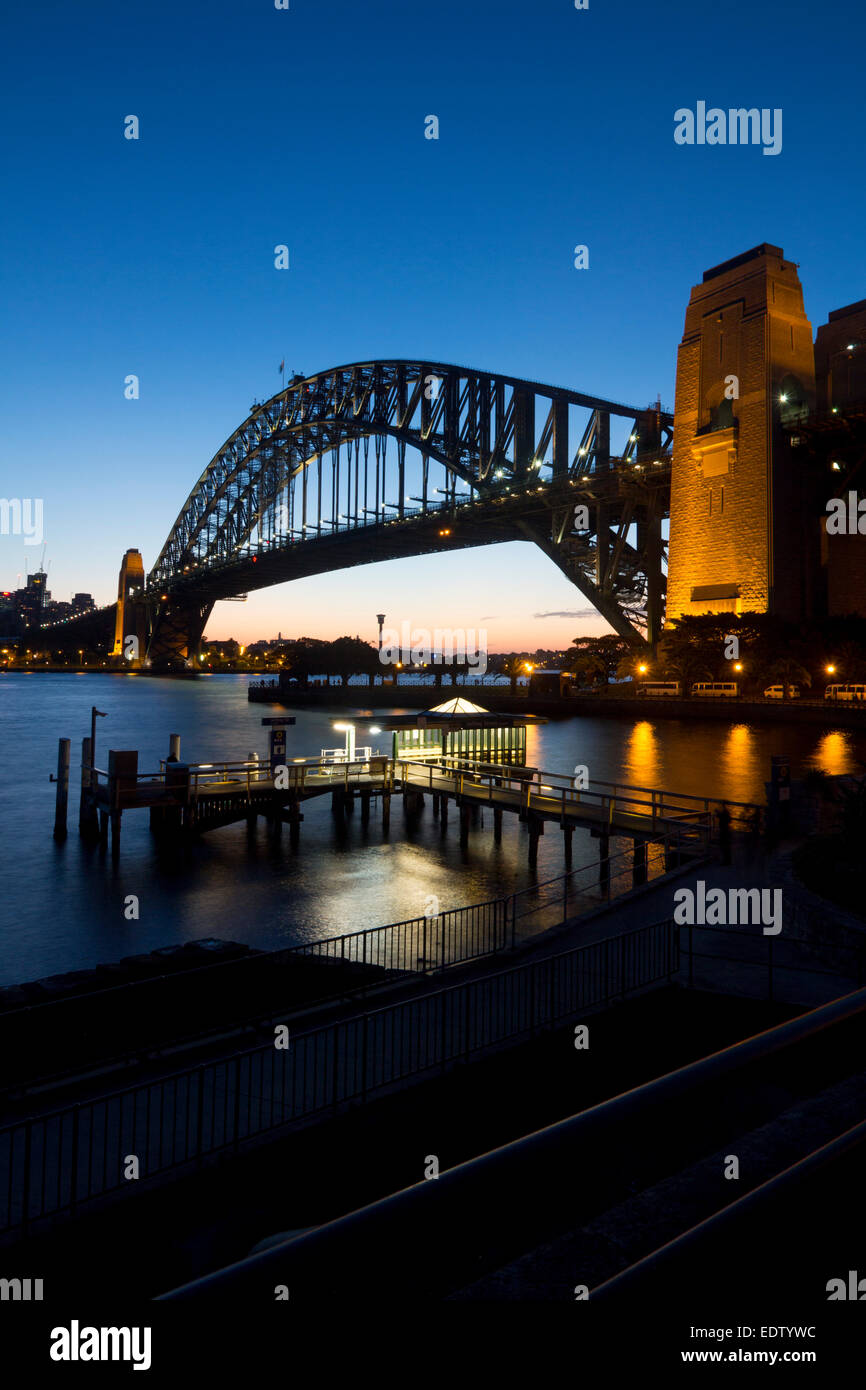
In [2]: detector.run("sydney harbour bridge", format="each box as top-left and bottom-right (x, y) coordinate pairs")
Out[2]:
(41, 359), (674, 664)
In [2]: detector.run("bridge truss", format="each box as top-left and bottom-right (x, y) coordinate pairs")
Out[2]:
(140, 361), (672, 661)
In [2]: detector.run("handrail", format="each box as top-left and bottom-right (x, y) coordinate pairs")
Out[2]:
(1, 918), (678, 1237)
(157, 985), (866, 1301)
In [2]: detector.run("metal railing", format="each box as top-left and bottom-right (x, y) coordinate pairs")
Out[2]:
(86, 755), (394, 805)
(157, 985), (866, 1302)
(285, 898), (510, 975)
(397, 758), (723, 833)
(676, 918), (866, 1003)
(0, 826), (699, 1097)
(0, 918), (677, 1237)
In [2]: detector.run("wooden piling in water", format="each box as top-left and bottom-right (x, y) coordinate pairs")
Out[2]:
(53, 738), (70, 841)
(563, 824), (573, 869)
(633, 838), (648, 887)
(528, 815), (543, 868)
(79, 737), (99, 839)
(599, 829), (610, 891)
(493, 807), (503, 843)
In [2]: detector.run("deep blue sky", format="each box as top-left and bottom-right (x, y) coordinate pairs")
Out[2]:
(2, 0), (864, 649)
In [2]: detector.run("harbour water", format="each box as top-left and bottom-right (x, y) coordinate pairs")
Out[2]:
(1, 672), (864, 986)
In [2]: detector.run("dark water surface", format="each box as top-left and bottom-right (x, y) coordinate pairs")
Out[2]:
(1, 673), (863, 986)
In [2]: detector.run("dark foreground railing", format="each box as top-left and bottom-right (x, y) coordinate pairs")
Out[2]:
(0, 826), (697, 1095)
(157, 986), (866, 1302)
(0, 918), (677, 1238)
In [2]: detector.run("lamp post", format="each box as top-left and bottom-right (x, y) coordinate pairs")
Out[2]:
(376, 614), (386, 651)
(91, 705), (107, 787)
(333, 722), (356, 761)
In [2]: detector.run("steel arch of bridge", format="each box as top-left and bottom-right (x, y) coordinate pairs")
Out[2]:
(146, 360), (672, 656)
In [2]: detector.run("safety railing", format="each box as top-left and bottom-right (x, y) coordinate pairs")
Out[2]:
(155, 985), (866, 1302)
(0, 918), (678, 1236)
(396, 758), (724, 834)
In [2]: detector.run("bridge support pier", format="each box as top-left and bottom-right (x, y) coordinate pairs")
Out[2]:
(360, 790), (371, 824)
(459, 804), (471, 849)
(633, 838), (648, 887)
(431, 793), (440, 820)
(98, 810), (109, 848)
(440, 796), (449, 834)
(493, 807), (503, 843)
(382, 792), (391, 833)
(563, 825), (573, 869)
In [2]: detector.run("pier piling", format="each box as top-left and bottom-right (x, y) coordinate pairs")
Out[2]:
(528, 815), (544, 868)
(563, 824), (573, 869)
(53, 738), (70, 840)
(79, 738), (99, 839)
(633, 838), (648, 887)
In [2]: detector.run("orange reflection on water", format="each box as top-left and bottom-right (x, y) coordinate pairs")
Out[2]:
(624, 720), (660, 788)
(813, 730), (855, 777)
(717, 723), (759, 804)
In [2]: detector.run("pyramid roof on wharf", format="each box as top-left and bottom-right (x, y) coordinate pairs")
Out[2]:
(352, 699), (545, 767)
(353, 697), (546, 731)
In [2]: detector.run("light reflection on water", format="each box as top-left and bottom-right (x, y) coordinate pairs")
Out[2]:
(1, 673), (864, 984)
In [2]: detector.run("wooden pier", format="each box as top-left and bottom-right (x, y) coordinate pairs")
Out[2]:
(54, 726), (738, 873)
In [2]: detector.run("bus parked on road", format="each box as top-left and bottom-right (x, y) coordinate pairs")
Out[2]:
(637, 681), (681, 697)
(824, 683), (866, 701)
(691, 682), (739, 698)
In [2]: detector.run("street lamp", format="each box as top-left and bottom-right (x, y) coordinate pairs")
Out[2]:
(333, 721), (356, 760)
(91, 705), (107, 788)
(826, 663), (836, 675)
